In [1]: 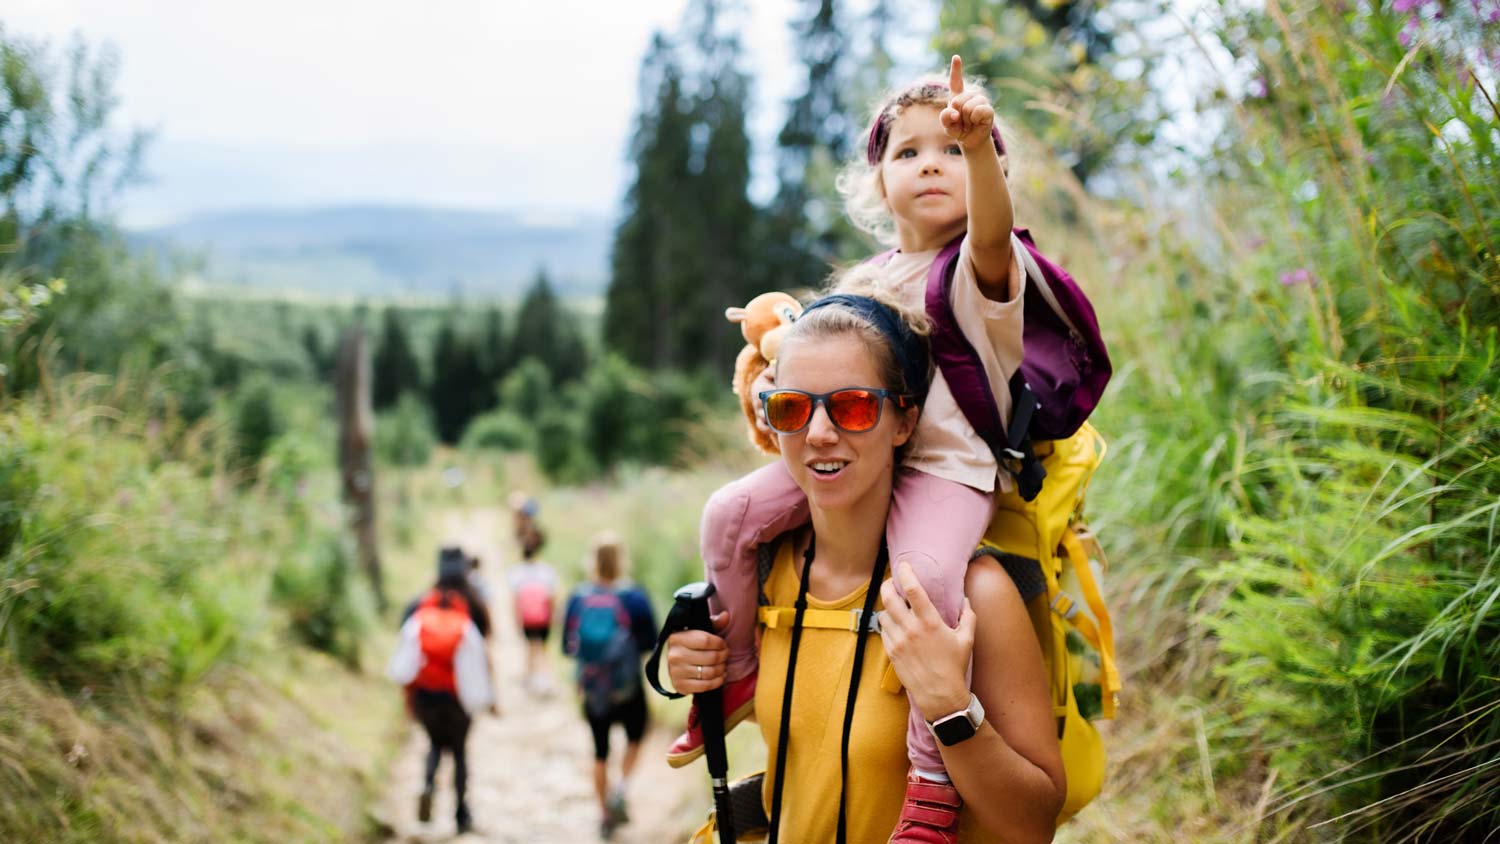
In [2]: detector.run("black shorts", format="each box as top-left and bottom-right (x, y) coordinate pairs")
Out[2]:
(410, 688), (471, 751)
(522, 625), (551, 643)
(585, 688), (648, 760)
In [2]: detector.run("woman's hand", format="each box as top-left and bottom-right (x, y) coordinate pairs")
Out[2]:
(880, 564), (977, 721)
(665, 610), (731, 695)
(940, 55), (996, 154)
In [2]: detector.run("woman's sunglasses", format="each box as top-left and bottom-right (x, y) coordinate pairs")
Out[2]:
(758, 388), (912, 435)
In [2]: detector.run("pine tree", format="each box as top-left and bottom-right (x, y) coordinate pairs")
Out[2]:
(605, 32), (687, 370)
(604, 1), (765, 374)
(426, 313), (485, 443)
(762, 0), (864, 291)
(477, 304), (508, 409)
(372, 307), (422, 410)
(511, 268), (588, 385)
(683, 0), (760, 370)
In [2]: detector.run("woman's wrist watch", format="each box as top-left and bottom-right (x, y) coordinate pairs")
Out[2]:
(926, 693), (985, 746)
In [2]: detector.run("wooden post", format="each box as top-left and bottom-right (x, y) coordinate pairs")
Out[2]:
(336, 326), (386, 610)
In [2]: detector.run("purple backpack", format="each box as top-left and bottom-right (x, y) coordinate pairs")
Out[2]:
(918, 230), (1111, 500)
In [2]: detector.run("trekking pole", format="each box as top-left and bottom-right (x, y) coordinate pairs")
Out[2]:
(671, 582), (737, 844)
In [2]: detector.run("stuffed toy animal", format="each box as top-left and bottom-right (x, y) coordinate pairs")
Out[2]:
(725, 292), (803, 454)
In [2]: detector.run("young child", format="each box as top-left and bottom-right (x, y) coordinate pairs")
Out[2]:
(671, 56), (1029, 844)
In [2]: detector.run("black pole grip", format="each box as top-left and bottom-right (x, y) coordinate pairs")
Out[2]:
(668, 582), (736, 843)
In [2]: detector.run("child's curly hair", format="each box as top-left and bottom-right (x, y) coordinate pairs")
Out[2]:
(836, 74), (1011, 247)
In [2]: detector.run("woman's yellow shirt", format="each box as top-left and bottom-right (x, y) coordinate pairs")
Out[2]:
(756, 538), (1001, 843)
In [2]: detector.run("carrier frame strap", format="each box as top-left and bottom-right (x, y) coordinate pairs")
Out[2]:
(758, 606), (882, 633)
(767, 535), (816, 844)
(1060, 531), (1120, 719)
(836, 542), (888, 844)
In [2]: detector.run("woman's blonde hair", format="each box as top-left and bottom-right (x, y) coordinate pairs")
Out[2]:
(837, 73), (1011, 247)
(591, 530), (628, 583)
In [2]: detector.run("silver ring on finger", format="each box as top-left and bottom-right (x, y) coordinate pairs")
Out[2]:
(696, 664), (703, 680)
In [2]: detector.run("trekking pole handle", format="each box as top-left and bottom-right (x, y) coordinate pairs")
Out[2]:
(645, 581), (718, 699)
(665, 582), (737, 844)
(673, 581), (717, 632)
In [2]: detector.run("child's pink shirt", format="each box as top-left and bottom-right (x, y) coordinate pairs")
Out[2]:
(866, 233), (1027, 493)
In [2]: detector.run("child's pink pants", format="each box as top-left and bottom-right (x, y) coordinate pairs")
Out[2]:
(700, 460), (994, 774)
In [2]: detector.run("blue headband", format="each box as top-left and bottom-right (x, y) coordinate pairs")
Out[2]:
(798, 294), (931, 406)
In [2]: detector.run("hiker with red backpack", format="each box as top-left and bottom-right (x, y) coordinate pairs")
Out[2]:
(507, 525), (558, 696)
(667, 56), (1109, 844)
(387, 546), (496, 835)
(562, 531), (658, 840)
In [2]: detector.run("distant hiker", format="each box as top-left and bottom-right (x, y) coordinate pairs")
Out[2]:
(562, 531), (657, 840)
(467, 550), (494, 608)
(386, 546), (496, 835)
(507, 525), (558, 695)
(508, 490), (541, 552)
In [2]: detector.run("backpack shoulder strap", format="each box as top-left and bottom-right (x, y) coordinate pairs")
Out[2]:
(1012, 229), (1080, 336)
(922, 233), (1011, 455)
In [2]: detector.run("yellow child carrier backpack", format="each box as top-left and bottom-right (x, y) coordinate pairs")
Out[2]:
(979, 422), (1117, 823)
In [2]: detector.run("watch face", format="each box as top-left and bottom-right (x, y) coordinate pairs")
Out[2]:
(933, 713), (978, 746)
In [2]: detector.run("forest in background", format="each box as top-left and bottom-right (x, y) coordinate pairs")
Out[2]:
(3, 0), (1499, 841)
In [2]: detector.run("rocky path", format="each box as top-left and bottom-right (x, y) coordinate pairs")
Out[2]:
(381, 508), (701, 843)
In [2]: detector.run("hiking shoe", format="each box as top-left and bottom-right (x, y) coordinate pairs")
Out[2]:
(666, 673), (757, 768)
(606, 785), (629, 826)
(890, 773), (962, 844)
(416, 787), (433, 823)
(455, 804), (473, 834)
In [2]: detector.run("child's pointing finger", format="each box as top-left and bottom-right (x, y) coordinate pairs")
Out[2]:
(949, 55), (964, 96)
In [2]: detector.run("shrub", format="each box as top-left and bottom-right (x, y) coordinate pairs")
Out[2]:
(228, 375), (285, 474)
(460, 408), (534, 452)
(270, 537), (372, 668)
(532, 405), (595, 484)
(375, 394), (436, 467)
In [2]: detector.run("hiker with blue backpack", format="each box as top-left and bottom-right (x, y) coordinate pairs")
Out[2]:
(665, 56), (1111, 844)
(563, 531), (657, 840)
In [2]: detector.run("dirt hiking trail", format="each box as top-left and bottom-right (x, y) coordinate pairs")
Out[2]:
(381, 508), (701, 843)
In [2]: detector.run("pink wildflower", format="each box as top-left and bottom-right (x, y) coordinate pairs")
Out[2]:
(1279, 268), (1314, 287)
(1398, 16), (1421, 47)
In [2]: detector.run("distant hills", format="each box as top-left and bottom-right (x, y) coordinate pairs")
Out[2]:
(130, 205), (615, 300)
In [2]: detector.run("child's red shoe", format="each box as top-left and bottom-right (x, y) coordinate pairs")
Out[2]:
(665, 674), (757, 768)
(889, 773), (962, 844)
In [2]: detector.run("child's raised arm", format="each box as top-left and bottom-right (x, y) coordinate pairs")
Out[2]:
(942, 55), (1016, 301)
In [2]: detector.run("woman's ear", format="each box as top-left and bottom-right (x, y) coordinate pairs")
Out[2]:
(891, 404), (919, 448)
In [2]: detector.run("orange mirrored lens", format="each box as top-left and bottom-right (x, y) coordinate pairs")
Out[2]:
(764, 391), (813, 432)
(827, 390), (881, 431)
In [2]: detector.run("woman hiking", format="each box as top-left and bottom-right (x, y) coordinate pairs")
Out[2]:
(665, 295), (1065, 843)
(672, 55), (1053, 843)
(563, 532), (658, 840)
(391, 546), (496, 835)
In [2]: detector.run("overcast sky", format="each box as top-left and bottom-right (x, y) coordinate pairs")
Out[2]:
(8, 0), (927, 228)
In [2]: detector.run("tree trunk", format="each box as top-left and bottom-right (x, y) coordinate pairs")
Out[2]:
(336, 327), (386, 610)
